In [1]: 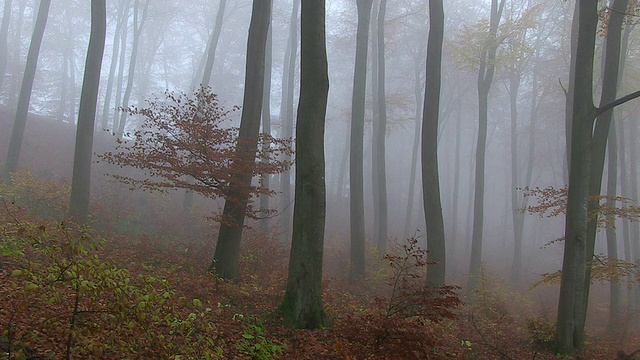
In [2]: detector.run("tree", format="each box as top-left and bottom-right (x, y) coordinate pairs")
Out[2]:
(68, 0), (107, 224)
(422, 0), (446, 288)
(278, 0), (299, 243)
(278, 0), (331, 329)
(582, 0), (628, 329)
(555, 0), (640, 354)
(100, 88), (291, 218)
(372, 0), (389, 252)
(0, 0), (12, 90)
(115, 0), (150, 137)
(2, 0), (51, 183)
(349, 0), (373, 281)
(208, 0), (272, 280)
(467, 0), (506, 295)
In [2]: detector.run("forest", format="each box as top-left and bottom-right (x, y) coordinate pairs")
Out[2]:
(1, 0), (640, 359)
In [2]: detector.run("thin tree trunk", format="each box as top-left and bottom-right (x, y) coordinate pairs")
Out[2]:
(423, 0), (446, 288)
(8, 1), (26, 105)
(373, 0), (388, 251)
(259, 24), (272, 233)
(116, 0), (150, 137)
(349, 0), (373, 281)
(2, 0), (51, 182)
(0, 0), (11, 90)
(112, 2), (130, 133)
(69, 0), (107, 224)
(605, 120), (622, 330)
(100, 0), (128, 131)
(209, 0), (271, 280)
(201, 0), (227, 88)
(468, 0), (506, 295)
(278, 0), (299, 243)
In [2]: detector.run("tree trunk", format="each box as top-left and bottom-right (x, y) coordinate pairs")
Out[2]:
(582, 0), (628, 334)
(279, 0), (330, 328)
(115, 0), (150, 137)
(2, 0), (51, 182)
(0, 0), (11, 90)
(8, 1), (26, 106)
(349, 0), (373, 281)
(69, 0), (107, 224)
(99, 0), (128, 131)
(468, 0), (505, 295)
(422, 0), (446, 288)
(201, 0), (227, 88)
(555, 1), (598, 354)
(372, 0), (388, 252)
(278, 0), (299, 243)
(112, 1), (130, 133)
(606, 121), (622, 330)
(209, 0), (271, 280)
(403, 43), (424, 239)
(259, 24), (272, 233)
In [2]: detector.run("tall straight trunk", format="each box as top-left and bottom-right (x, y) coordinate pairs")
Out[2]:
(115, 0), (150, 137)
(8, 1), (26, 105)
(259, 24), (272, 233)
(508, 73), (522, 286)
(100, 0), (128, 131)
(112, 2), (130, 133)
(403, 46), (424, 239)
(201, 0), (227, 88)
(278, 0), (299, 243)
(468, 0), (505, 295)
(555, 1), (598, 352)
(630, 121), (640, 309)
(59, 13), (74, 122)
(563, 3), (580, 184)
(373, 0), (388, 251)
(582, 0), (628, 330)
(370, 0), (380, 239)
(448, 105), (461, 258)
(511, 47), (539, 285)
(209, 0), (271, 280)
(0, 0), (12, 91)
(69, 0), (107, 224)
(349, 0), (373, 281)
(605, 121), (622, 329)
(422, 0), (446, 288)
(2, 0), (51, 182)
(618, 118), (634, 307)
(278, 0), (330, 328)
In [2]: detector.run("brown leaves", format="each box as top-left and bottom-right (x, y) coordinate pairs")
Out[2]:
(99, 87), (293, 220)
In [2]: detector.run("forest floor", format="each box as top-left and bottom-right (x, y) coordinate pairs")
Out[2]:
(1, 175), (640, 359)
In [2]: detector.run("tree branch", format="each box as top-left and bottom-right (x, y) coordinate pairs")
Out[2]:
(596, 89), (640, 117)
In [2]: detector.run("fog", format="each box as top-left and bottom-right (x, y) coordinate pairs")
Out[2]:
(1, 0), (639, 329)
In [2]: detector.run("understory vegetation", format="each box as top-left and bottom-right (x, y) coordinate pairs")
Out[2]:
(1, 171), (639, 359)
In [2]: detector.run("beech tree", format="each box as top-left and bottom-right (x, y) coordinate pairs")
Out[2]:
(349, 0), (373, 281)
(68, 0), (107, 223)
(278, 0), (331, 329)
(2, 0), (51, 183)
(100, 88), (292, 220)
(422, 0), (446, 288)
(208, 0), (272, 280)
(555, 0), (640, 354)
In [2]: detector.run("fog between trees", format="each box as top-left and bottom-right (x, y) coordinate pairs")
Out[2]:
(1, 0), (640, 354)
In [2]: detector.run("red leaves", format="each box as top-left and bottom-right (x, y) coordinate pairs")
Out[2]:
(99, 87), (293, 221)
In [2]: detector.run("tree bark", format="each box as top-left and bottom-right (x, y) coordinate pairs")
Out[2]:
(209, 0), (271, 280)
(69, 0), (107, 224)
(555, 1), (598, 354)
(349, 0), (373, 281)
(372, 0), (388, 252)
(422, 0), (446, 288)
(279, 0), (330, 329)
(278, 0), (299, 243)
(467, 0), (505, 295)
(2, 0), (51, 182)
(259, 24), (272, 233)
(581, 0), (628, 332)
(0, 0), (12, 91)
(201, 0), (227, 88)
(115, 0), (150, 137)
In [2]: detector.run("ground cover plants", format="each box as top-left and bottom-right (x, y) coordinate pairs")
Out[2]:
(1, 172), (640, 359)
